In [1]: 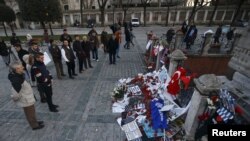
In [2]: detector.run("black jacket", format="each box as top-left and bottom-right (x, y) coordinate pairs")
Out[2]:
(108, 38), (118, 54)
(0, 41), (8, 56)
(31, 61), (52, 84)
(49, 45), (62, 61)
(17, 48), (29, 69)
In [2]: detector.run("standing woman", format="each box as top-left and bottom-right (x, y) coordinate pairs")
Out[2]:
(8, 61), (44, 130)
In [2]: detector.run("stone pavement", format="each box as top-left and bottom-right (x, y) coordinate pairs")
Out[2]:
(0, 25), (245, 141)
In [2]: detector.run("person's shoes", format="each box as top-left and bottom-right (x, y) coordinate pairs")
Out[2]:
(89, 66), (93, 68)
(41, 99), (47, 103)
(32, 124), (44, 130)
(58, 77), (62, 80)
(38, 121), (44, 125)
(117, 56), (120, 58)
(113, 63), (116, 65)
(49, 108), (58, 112)
(52, 104), (59, 108)
(73, 74), (78, 76)
(61, 74), (66, 76)
(96, 59), (99, 62)
(92, 58), (96, 61)
(69, 76), (75, 79)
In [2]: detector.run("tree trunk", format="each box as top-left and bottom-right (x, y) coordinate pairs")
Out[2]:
(9, 22), (14, 33)
(3, 22), (8, 37)
(40, 21), (46, 30)
(188, 0), (198, 24)
(123, 9), (127, 23)
(101, 8), (105, 27)
(231, 0), (245, 26)
(166, 6), (170, 26)
(208, 0), (219, 26)
(80, 0), (83, 27)
(143, 6), (147, 27)
(49, 22), (53, 36)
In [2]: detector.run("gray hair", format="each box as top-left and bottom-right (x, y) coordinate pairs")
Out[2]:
(9, 61), (22, 73)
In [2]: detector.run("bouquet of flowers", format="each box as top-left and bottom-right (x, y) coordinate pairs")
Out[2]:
(111, 84), (127, 100)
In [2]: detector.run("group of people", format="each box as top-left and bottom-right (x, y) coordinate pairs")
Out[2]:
(2, 25), (133, 130)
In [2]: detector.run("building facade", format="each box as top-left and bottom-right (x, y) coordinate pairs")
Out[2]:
(2, 0), (250, 29)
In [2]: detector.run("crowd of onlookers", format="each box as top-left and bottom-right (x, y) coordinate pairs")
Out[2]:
(0, 24), (135, 130)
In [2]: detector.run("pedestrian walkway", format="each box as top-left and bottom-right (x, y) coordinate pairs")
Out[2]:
(0, 32), (145, 141)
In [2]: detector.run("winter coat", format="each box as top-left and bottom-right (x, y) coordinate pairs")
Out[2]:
(8, 72), (35, 107)
(108, 38), (118, 54)
(0, 41), (9, 56)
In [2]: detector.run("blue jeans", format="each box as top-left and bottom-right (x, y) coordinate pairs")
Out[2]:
(116, 44), (120, 57)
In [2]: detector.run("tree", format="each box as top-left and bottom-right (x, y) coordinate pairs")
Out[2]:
(0, 4), (16, 36)
(231, 0), (246, 26)
(121, 0), (132, 23)
(141, 0), (152, 27)
(97, 0), (108, 27)
(164, 0), (182, 26)
(17, 0), (62, 35)
(208, 0), (219, 26)
(188, 0), (211, 24)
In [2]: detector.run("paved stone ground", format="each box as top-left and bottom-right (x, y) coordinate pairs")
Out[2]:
(0, 25), (246, 141)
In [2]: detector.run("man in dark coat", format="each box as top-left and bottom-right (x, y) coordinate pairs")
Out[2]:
(81, 36), (93, 69)
(108, 34), (118, 64)
(60, 29), (72, 45)
(124, 28), (131, 49)
(10, 33), (21, 46)
(31, 52), (59, 112)
(49, 39), (65, 79)
(0, 38), (9, 66)
(14, 43), (29, 70)
(73, 35), (86, 73)
(214, 25), (222, 44)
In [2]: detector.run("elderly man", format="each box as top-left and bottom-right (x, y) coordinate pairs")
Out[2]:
(8, 61), (44, 130)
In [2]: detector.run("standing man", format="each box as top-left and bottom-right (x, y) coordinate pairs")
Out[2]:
(31, 52), (59, 112)
(88, 27), (99, 61)
(214, 24), (222, 44)
(60, 29), (72, 45)
(49, 39), (65, 79)
(14, 43), (29, 70)
(81, 36), (93, 69)
(73, 35), (86, 73)
(124, 27), (131, 49)
(108, 34), (118, 64)
(8, 61), (44, 130)
(0, 38), (9, 66)
(61, 40), (77, 79)
(10, 33), (21, 46)
(101, 27), (109, 53)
